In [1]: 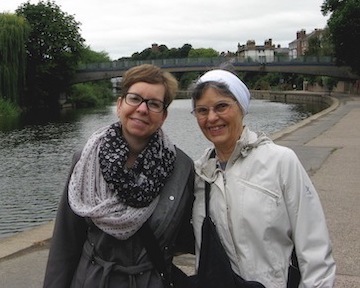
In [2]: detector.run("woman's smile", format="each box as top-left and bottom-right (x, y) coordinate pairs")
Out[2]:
(129, 116), (149, 127)
(208, 124), (226, 135)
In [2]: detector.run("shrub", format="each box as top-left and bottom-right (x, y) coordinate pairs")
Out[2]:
(69, 82), (114, 108)
(0, 97), (21, 117)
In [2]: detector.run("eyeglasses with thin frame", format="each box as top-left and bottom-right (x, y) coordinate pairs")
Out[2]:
(191, 101), (238, 119)
(124, 93), (166, 113)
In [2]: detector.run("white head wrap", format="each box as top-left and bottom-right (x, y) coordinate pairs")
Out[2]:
(195, 69), (251, 115)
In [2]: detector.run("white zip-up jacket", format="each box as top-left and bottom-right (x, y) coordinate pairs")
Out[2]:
(192, 127), (336, 288)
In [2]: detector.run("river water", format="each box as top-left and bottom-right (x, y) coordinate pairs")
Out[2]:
(0, 99), (319, 238)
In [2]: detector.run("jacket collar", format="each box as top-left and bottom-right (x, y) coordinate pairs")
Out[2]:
(195, 126), (272, 180)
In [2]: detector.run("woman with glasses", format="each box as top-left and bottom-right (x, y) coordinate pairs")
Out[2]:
(190, 69), (336, 287)
(44, 64), (195, 288)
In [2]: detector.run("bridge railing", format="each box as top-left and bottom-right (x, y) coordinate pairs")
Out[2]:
(77, 56), (336, 72)
(281, 56), (334, 64)
(77, 57), (228, 71)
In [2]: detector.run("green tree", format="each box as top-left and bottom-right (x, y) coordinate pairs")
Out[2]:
(131, 48), (152, 60)
(126, 44), (219, 89)
(320, 28), (335, 57)
(304, 37), (322, 57)
(179, 71), (200, 90)
(70, 47), (114, 108)
(0, 13), (29, 105)
(188, 48), (219, 58)
(322, 0), (360, 74)
(79, 46), (111, 64)
(179, 44), (192, 57)
(16, 0), (85, 109)
(303, 28), (337, 90)
(130, 44), (193, 60)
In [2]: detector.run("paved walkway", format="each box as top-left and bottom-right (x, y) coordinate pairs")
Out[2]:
(0, 94), (359, 287)
(274, 94), (360, 287)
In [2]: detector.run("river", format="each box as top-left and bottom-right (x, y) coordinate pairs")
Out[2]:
(0, 99), (319, 238)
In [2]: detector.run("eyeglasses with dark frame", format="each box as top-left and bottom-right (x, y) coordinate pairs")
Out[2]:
(124, 93), (166, 113)
(191, 101), (238, 119)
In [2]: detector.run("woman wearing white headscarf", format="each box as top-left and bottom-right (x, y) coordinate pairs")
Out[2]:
(191, 69), (336, 287)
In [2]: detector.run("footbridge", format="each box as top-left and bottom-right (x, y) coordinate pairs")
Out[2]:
(72, 56), (359, 84)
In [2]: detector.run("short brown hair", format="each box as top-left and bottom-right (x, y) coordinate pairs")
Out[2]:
(121, 64), (178, 109)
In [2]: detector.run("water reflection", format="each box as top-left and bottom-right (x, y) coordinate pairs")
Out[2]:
(0, 99), (322, 238)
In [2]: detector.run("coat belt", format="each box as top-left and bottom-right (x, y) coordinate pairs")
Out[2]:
(83, 240), (155, 288)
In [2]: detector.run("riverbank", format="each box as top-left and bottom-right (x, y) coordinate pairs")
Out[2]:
(1, 93), (359, 287)
(0, 221), (53, 260)
(251, 89), (333, 107)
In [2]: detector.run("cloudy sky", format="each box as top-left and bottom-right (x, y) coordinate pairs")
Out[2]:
(2, 0), (329, 60)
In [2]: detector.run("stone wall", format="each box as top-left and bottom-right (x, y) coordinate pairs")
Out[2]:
(250, 90), (333, 107)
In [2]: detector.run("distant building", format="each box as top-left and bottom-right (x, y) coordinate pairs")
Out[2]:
(237, 39), (275, 63)
(236, 39), (289, 63)
(151, 43), (160, 52)
(289, 29), (324, 59)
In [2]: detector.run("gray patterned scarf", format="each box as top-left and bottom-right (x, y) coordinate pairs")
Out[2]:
(68, 122), (176, 240)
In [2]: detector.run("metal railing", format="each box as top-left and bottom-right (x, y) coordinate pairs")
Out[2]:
(77, 56), (336, 72)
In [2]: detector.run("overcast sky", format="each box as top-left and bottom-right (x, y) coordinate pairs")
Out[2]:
(2, 0), (329, 60)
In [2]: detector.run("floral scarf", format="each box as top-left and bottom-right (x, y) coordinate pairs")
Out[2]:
(68, 122), (176, 240)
